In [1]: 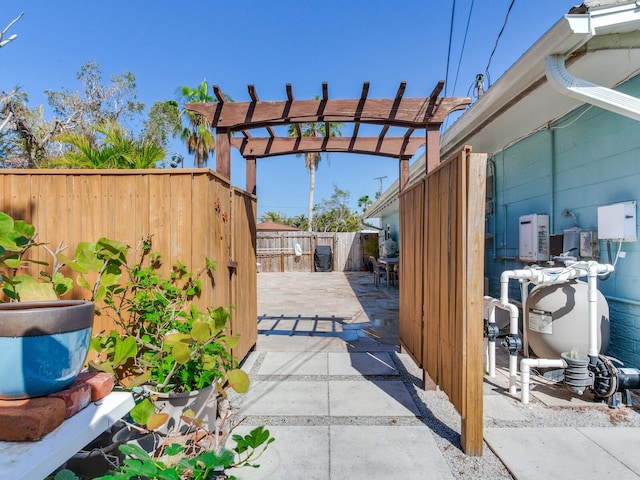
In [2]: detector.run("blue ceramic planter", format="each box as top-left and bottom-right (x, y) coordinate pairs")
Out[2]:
(0, 300), (94, 399)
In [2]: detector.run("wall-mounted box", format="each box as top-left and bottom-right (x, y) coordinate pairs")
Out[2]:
(579, 231), (598, 258)
(597, 201), (637, 242)
(519, 214), (549, 262)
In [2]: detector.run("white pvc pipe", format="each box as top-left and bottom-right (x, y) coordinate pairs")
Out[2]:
(488, 305), (496, 378)
(520, 279), (531, 358)
(482, 297), (498, 378)
(520, 358), (568, 405)
(483, 296), (519, 391)
(498, 261), (614, 403)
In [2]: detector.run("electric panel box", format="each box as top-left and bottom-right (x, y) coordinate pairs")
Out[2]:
(519, 214), (550, 262)
(597, 201), (637, 242)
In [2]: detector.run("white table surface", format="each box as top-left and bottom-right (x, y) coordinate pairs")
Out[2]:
(0, 391), (134, 479)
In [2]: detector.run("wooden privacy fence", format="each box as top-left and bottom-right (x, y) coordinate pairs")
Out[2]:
(0, 169), (257, 361)
(257, 231), (367, 272)
(399, 147), (487, 455)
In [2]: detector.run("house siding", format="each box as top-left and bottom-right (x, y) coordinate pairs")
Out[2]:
(485, 74), (640, 367)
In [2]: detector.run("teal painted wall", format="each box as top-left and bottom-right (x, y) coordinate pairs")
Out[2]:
(381, 210), (400, 244)
(485, 74), (640, 367)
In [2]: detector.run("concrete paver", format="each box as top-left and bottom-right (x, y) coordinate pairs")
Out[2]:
(327, 352), (399, 376)
(330, 426), (454, 480)
(484, 427), (640, 480)
(328, 381), (420, 417)
(238, 380), (329, 416)
(258, 351), (329, 376)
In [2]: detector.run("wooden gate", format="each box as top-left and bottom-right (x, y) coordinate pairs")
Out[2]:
(399, 148), (487, 455)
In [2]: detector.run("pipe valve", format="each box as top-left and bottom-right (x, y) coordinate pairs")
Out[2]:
(502, 334), (522, 355)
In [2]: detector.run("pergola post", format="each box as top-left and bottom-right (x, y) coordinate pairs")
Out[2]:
(216, 127), (231, 179)
(399, 155), (410, 193)
(246, 156), (256, 195)
(426, 124), (441, 174)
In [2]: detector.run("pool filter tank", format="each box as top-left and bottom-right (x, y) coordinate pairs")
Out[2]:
(526, 279), (610, 359)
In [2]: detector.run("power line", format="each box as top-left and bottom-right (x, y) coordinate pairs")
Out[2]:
(484, 0), (516, 89)
(451, 0), (475, 96)
(444, 0), (457, 97)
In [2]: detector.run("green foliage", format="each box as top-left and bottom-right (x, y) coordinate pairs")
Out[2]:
(0, 212), (122, 302)
(1, 61), (174, 169)
(94, 426), (275, 480)
(49, 121), (166, 169)
(142, 100), (182, 147)
(177, 80), (232, 169)
(312, 184), (362, 232)
(88, 237), (249, 428)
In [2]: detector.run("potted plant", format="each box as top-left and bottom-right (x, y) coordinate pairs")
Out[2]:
(0, 212), (107, 399)
(87, 236), (250, 432)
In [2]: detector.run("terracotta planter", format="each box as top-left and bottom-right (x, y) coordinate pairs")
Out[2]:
(0, 300), (94, 399)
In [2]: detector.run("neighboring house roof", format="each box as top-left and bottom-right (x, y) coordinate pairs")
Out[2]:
(256, 221), (300, 231)
(365, 0), (640, 220)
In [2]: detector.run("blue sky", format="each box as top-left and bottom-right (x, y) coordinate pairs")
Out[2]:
(2, 1), (580, 219)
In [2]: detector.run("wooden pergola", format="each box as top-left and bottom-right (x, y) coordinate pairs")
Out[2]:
(187, 81), (471, 193)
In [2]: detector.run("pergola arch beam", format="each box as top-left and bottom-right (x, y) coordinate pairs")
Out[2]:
(186, 82), (471, 193)
(187, 96), (469, 130)
(231, 136), (426, 159)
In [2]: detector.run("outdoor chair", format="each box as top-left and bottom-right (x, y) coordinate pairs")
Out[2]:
(369, 256), (387, 288)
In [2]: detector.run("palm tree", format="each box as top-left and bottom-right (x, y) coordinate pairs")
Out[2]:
(50, 122), (165, 169)
(288, 107), (343, 232)
(177, 81), (216, 168)
(358, 195), (373, 213)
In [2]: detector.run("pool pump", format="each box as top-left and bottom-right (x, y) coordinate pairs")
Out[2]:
(564, 353), (640, 407)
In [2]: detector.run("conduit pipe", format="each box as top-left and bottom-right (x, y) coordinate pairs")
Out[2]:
(545, 54), (640, 122)
(520, 358), (568, 405)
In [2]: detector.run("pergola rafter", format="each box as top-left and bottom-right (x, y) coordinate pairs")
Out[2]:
(186, 82), (471, 194)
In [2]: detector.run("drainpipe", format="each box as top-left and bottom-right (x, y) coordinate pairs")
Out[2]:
(545, 54), (640, 122)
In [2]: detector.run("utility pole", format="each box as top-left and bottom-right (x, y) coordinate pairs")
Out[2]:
(373, 176), (387, 196)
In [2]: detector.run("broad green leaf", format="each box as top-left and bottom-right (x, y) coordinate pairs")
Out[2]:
(94, 283), (107, 303)
(15, 276), (58, 302)
(99, 262), (123, 287)
(171, 341), (191, 364)
(157, 470), (181, 480)
(113, 336), (137, 365)
(53, 469), (79, 480)
(58, 253), (89, 273)
(129, 398), (155, 426)
(88, 359), (115, 376)
(164, 332), (191, 346)
(77, 274), (91, 290)
(227, 369), (250, 393)
(119, 442), (152, 460)
(3, 258), (22, 268)
(74, 242), (103, 272)
(219, 335), (239, 349)
(13, 219), (35, 238)
(52, 273), (74, 297)
(127, 370), (152, 389)
(190, 321), (211, 343)
(164, 443), (185, 456)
